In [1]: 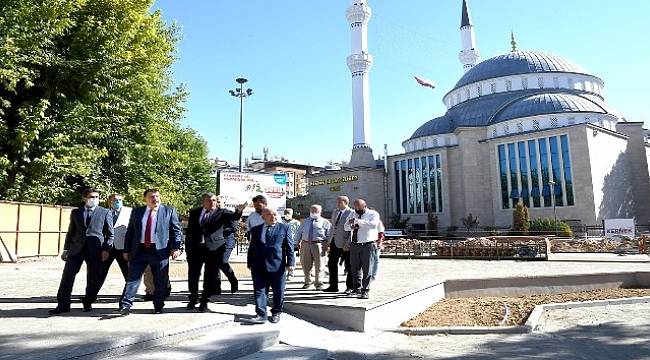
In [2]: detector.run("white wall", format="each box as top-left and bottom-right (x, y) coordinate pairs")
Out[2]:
(586, 129), (628, 221)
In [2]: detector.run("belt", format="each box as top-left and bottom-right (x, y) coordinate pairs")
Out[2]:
(352, 241), (373, 246)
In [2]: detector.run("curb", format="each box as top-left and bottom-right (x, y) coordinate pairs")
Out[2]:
(390, 296), (650, 336)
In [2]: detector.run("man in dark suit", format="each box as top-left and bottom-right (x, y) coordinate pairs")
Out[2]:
(49, 188), (114, 314)
(185, 193), (244, 311)
(119, 188), (182, 314)
(245, 208), (295, 324)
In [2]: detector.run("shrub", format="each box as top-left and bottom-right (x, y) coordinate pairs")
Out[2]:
(512, 202), (530, 235)
(529, 218), (573, 237)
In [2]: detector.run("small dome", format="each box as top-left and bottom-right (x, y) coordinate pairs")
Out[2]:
(491, 93), (607, 123)
(453, 51), (587, 90)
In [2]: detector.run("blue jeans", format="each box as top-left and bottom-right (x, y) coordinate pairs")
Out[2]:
(121, 249), (169, 310)
(252, 269), (286, 318)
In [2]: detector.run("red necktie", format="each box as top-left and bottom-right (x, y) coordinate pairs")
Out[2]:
(144, 210), (155, 248)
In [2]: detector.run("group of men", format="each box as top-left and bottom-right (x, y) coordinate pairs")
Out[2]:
(48, 187), (381, 324)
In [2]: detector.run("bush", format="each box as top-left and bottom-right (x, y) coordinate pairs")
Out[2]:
(512, 202), (530, 235)
(529, 218), (573, 237)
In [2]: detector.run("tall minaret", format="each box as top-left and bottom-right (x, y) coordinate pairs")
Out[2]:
(346, 1), (375, 168)
(458, 0), (480, 72)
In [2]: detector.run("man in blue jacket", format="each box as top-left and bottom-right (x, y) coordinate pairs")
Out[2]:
(245, 208), (295, 324)
(119, 188), (182, 314)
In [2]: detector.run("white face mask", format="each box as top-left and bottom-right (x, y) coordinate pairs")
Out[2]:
(310, 213), (320, 219)
(86, 198), (99, 208)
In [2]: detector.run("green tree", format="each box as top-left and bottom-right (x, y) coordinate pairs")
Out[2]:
(460, 213), (480, 232)
(0, 0), (212, 213)
(512, 202), (530, 235)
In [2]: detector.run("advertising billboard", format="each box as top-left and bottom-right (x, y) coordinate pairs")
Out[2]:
(218, 172), (287, 216)
(604, 218), (635, 240)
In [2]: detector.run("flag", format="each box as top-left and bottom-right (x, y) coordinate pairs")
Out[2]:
(414, 76), (435, 89)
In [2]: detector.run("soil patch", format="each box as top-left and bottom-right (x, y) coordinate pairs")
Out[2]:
(402, 288), (650, 327)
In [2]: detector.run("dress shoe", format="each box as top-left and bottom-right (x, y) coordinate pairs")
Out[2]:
(322, 287), (339, 293)
(301, 283), (311, 289)
(82, 303), (92, 312)
(245, 315), (267, 324)
(269, 313), (281, 323)
(153, 307), (164, 314)
(198, 302), (208, 312)
(143, 293), (154, 301)
(119, 308), (131, 316)
(315, 284), (324, 290)
(358, 290), (370, 299)
(186, 301), (197, 310)
(230, 279), (239, 294)
(48, 307), (70, 315)
(346, 289), (359, 297)
(165, 286), (172, 299)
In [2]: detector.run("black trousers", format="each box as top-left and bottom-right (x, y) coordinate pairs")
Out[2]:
(186, 247), (207, 303)
(99, 247), (129, 285)
(202, 244), (238, 301)
(327, 243), (352, 291)
(56, 246), (104, 309)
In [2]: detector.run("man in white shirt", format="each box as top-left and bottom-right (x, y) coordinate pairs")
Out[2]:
(344, 199), (380, 299)
(245, 195), (267, 232)
(295, 204), (331, 290)
(98, 194), (132, 291)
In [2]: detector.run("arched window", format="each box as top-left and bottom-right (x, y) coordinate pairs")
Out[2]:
(522, 78), (528, 90)
(506, 80), (512, 91)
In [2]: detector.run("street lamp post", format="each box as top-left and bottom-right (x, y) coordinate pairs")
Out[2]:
(549, 180), (557, 237)
(229, 78), (253, 172)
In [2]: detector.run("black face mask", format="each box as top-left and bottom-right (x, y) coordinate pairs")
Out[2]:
(355, 209), (365, 216)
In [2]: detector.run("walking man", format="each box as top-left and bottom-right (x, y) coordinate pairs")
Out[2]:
(245, 208), (295, 324)
(323, 196), (353, 293)
(119, 188), (182, 314)
(281, 208), (300, 280)
(49, 188), (114, 314)
(296, 205), (331, 290)
(344, 199), (380, 299)
(98, 194), (132, 287)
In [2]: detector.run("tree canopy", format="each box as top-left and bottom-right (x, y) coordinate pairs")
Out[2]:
(0, 0), (212, 213)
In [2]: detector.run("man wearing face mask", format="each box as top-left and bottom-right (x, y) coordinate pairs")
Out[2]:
(295, 205), (331, 290)
(98, 194), (132, 287)
(49, 188), (114, 314)
(344, 199), (380, 300)
(322, 196), (354, 293)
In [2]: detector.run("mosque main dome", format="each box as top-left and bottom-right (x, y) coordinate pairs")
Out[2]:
(452, 51), (589, 90)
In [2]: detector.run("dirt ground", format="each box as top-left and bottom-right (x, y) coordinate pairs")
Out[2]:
(402, 288), (650, 327)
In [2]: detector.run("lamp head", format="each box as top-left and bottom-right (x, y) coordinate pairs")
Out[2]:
(246, 88), (253, 96)
(236, 77), (248, 84)
(229, 90), (236, 96)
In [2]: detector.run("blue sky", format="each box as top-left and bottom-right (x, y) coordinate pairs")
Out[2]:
(153, 0), (649, 166)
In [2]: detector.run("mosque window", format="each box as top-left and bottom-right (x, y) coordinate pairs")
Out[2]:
(396, 155), (444, 215)
(585, 82), (592, 92)
(550, 117), (559, 128)
(553, 77), (560, 88)
(504, 124), (510, 135)
(533, 119), (540, 130)
(568, 117), (576, 125)
(492, 127), (497, 137)
(421, 140), (427, 149)
(517, 122), (524, 133)
(456, 93), (461, 104)
(490, 83), (497, 94)
(465, 88), (470, 100)
(568, 78), (574, 89)
(498, 144), (510, 209)
(506, 80), (512, 91)
(598, 118), (604, 127)
(394, 161), (402, 214)
(521, 78), (528, 90)
(538, 77), (544, 89)
(477, 85), (482, 96)
(432, 138), (439, 147)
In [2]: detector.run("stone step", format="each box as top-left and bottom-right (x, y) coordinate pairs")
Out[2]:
(104, 326), (280, 360)
(236, 344), (328, 360)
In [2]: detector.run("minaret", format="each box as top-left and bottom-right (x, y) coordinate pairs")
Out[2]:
(458, 0), (480, 72)
(346, 1), (375, 168)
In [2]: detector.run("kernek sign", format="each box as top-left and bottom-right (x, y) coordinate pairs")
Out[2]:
(604, 218), (635, 240)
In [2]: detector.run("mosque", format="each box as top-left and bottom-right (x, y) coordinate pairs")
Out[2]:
(305, 0), (650, 229)
(388, 0), (650, 229)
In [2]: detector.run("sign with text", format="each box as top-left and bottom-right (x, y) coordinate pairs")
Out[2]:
(309, 175), (358, 187)
(218, 172), (287, 216)
(604, 218), (635, 240)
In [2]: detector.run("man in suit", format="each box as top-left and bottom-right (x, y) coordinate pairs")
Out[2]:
(98, 193), (132, 287)
(185, 193), (244, 311)
(119, 188), (182, 314)
(49, 188), (114, 314)
(322, 196), (354, 293)
(245, 208), (295, 324)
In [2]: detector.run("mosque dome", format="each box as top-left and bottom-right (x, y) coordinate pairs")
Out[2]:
(453, 51), (589, 90)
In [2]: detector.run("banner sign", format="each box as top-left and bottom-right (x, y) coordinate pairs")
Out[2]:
(604, 218), (635, 239)
(309, 175), (358, 187)
(218, 172), (287, 216)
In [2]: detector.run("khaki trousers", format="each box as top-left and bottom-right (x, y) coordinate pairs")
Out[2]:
(300, 241), (324, 286)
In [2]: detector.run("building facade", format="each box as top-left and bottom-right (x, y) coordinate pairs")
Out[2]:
(249, 160), (311, 199)
(387, 0), (650, 229)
